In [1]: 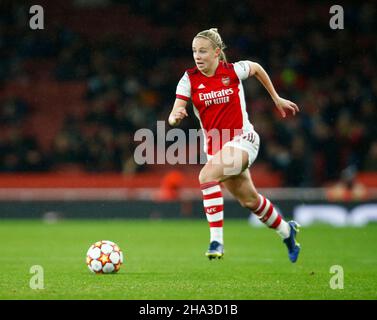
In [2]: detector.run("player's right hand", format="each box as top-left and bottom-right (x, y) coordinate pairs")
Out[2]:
(168, 107), (188, 126)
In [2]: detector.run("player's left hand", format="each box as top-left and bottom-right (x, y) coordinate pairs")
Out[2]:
(274, 97), (299, 118)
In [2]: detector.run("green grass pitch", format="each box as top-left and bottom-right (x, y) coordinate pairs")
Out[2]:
(0, 219), (376, 300)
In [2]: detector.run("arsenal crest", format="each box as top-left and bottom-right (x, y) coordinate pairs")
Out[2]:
(222, 76), (230, 86)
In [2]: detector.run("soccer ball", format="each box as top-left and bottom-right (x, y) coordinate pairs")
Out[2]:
(86, 240), (124, 274)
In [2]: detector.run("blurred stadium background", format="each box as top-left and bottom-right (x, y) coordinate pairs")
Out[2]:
(0, 0), (376, 224)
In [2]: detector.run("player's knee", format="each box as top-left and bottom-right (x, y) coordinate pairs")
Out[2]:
(198, 169), (221, 185)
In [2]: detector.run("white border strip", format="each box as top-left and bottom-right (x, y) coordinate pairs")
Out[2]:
(0, 188), (375, 201)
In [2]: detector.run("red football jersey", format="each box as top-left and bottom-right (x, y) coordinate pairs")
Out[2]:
(176, 60), (254, 155)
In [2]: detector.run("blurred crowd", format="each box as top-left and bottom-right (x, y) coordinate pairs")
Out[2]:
(0, 0), (376, 186)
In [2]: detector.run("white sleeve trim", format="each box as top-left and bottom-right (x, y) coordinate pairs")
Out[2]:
(234, 61), (251, 81)
(176, 72), (191, 99)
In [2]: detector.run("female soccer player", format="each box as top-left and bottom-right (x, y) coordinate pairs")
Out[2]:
(168, 28), (301, 262)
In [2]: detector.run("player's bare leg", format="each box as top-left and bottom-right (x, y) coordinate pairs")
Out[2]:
(223, 167), (301, 263)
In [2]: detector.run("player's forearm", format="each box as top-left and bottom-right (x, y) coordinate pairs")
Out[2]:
(253, 63), (280, 104)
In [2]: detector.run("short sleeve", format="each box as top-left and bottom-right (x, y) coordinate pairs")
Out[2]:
(233, 61), (251, 81)
(176, 72), (191, 101)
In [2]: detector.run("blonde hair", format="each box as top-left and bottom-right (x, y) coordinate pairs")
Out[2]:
(194, 28), (227, 62)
